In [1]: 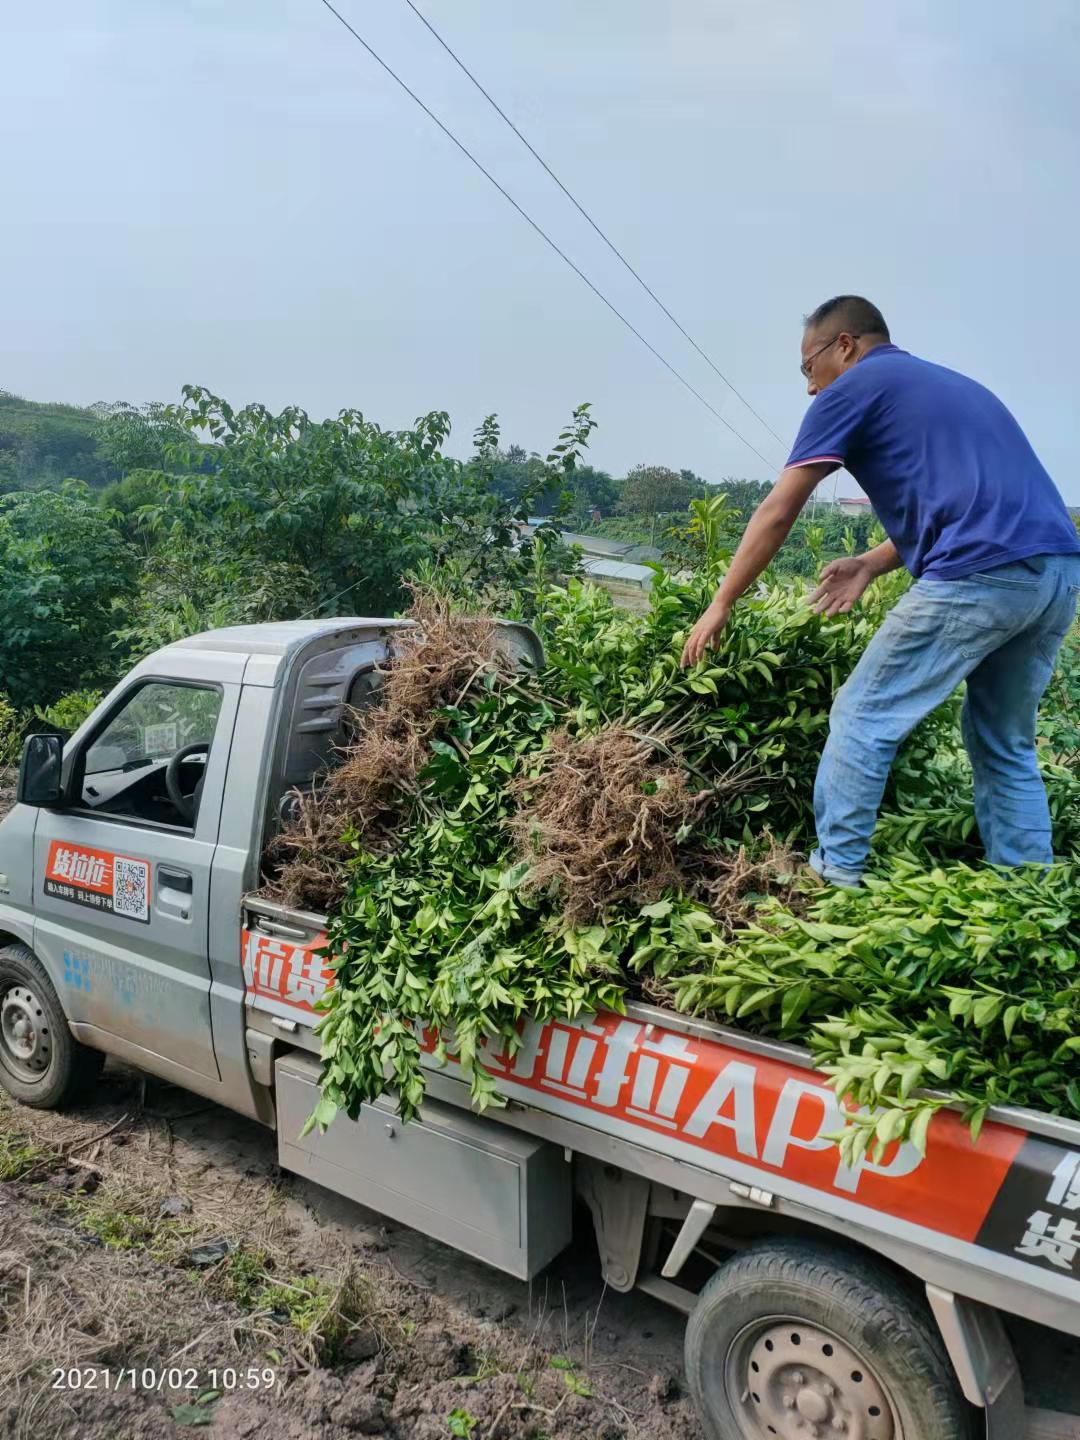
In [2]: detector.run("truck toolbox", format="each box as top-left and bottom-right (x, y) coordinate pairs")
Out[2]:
(275, 1051), (572, 1279)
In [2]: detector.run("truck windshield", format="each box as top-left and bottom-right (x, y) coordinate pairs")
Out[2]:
(84, 683), (222, 775)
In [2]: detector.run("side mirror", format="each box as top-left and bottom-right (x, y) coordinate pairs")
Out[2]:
(17, 734), (66, 809)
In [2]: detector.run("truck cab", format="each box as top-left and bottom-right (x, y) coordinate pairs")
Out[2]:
(0, 619), (422, 1119)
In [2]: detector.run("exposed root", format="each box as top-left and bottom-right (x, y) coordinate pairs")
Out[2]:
(697, 834), (805, 932)
(507, 726), (705, 923)
(265, 591), (512, 911)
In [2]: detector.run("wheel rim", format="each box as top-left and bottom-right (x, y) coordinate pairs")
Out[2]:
(723, 1316), (900, 1440)
(0, 983), (53, 1084)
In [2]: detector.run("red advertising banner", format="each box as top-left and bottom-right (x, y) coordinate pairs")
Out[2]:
(241, 927), (1080, 1277)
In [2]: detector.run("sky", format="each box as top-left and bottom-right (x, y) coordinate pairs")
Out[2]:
(3, 1), (1079, 497)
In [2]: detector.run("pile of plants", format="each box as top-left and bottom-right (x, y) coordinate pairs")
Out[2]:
(663, 859), (1080, 1165)
(280, 569), (1080, 1154)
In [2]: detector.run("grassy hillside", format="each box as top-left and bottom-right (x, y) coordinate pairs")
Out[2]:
(0, 390), (113, 492)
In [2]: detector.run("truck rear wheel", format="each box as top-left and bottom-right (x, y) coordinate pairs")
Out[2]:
(684, 1237), (977, 1440)
(0, 943), (104, 1108)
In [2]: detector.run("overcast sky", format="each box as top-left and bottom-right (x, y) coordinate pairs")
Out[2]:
(4, 1), (1079, 497)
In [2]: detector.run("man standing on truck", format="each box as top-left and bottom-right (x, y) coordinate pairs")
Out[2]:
(680, 295), (1080, 886)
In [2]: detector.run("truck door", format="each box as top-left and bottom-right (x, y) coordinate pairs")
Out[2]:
(31, 677), (238, 1081)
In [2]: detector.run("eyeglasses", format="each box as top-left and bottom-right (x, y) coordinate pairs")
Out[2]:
(800, 332), (859, 379)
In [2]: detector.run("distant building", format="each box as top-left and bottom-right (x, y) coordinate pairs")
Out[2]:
(837, 496), (873, 519)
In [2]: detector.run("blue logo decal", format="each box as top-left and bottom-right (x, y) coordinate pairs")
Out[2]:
(62, 951), (92, 994)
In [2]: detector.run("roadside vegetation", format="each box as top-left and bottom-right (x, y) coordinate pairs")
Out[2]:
(0, 384), (875, 736)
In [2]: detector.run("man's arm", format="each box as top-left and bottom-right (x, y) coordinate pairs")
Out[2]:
(680, 463), (834, 666)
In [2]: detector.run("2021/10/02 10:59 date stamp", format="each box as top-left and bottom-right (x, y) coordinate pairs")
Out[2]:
(50, 1366), (280, 1394)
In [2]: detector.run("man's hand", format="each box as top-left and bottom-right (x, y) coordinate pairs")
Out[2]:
(680, 598), (731, 667)
(810, 555), (876, 616)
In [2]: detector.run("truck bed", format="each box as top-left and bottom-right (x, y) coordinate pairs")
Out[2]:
(241, 892), (1080, 1339)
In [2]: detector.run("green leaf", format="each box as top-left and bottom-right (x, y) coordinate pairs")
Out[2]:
(909, 1106), (934, 1155)
(781, 982), (812, 1032)
(639, 900), (673, 919)
(170, 1406), (213, 1427)
(300, 1093), (339, 1137)
(498, 861), (532, 890)
(972, 995), (1001, 1028)
(737, 986), (777, 1019)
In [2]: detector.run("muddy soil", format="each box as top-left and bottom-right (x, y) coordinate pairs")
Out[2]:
(0, 1064), (702, 1440)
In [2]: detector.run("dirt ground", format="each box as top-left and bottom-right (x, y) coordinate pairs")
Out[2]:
(0, 1062), (702, 1440)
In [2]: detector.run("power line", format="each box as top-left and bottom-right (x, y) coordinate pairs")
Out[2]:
(313, 0), (784, 472)
(402, 0), (786, 452)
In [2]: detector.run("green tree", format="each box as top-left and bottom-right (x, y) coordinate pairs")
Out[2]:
(713, 477), (773, 524)
(453, 406), (593, 612)
(112, 549), (320, 662)
(562, 464), (618, 528)
(680, 467), (709, 498)
(93, 401), (192, 477)
(143, 388), (591, 624)
(488, 447), (553, 512)
(620, 464), (695, 517)
(619, 464), (696, 542)
(574, 465), (618, 512)
(0, 485), (137, 706)
(98, 468), (173, 543)
(152, 388), (469, 617)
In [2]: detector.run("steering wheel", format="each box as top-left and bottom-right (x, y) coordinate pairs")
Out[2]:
(165, 742), (210, 824)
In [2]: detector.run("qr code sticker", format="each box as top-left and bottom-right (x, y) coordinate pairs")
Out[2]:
(113, 858), (149, 922)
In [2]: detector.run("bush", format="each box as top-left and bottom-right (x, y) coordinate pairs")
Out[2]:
(33, 690), (104, 737)
(0, 695), (23, 768)
(112, 550), (320, 664)
(0, 485), (136, 708)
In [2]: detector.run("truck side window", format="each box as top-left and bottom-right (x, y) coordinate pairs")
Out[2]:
(80, 682), (223, 829)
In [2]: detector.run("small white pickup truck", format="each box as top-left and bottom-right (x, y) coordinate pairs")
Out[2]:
(3, 617), (1080, 1440)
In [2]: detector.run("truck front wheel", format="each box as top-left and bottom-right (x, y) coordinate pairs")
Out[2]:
(0, 943), (104, 1108)
(685, 1237), (977, 1440)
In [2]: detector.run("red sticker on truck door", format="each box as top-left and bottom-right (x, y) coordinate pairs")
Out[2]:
(44, 840), (150, 924)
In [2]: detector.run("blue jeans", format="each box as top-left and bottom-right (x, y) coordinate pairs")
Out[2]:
(811, 552), (1080, 886)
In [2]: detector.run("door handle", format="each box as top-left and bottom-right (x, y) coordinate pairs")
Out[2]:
(255, 917), (311, 941)
(157, 866), (193, 920)
(158, 866), (193, 894)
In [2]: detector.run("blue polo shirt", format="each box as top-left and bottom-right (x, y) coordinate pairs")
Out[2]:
(785, 345), (1080, 579)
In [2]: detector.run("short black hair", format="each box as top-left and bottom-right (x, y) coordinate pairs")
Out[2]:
(804, 295), (890, 342)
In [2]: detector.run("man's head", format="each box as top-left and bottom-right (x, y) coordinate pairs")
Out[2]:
(801, 296), (890, 395)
